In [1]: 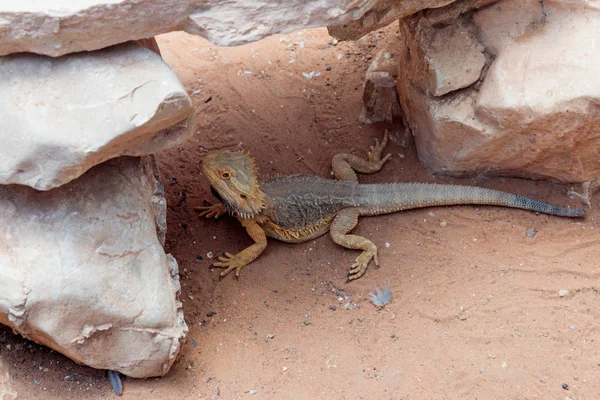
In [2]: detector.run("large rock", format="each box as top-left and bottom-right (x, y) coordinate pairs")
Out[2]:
(397, 0), (600, 183)
(0, 0), (461, 57)
(0, 156), (187, 378)
(0, 41), (194, 190)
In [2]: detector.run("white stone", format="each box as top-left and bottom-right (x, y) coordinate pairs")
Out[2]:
(0, 0), (458, 57)
(0, 156), (187, 378)
(397, 0), (600, 183)
(0, 42), (194, 190)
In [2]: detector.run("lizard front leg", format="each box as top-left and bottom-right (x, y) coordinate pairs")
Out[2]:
(213, 219), (267, 279)
(332, 131), (392, 182)
(330, 208), (378, 281)
(194, 202), (227, 219)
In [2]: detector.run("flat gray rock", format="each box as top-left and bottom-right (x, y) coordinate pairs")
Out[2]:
(0, 42), (194, 190)
(1, 0), (456, 57)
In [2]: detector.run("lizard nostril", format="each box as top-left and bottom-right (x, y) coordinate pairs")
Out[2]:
(240, 194), (247, 199)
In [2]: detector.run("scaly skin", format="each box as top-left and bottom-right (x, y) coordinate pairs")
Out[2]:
(197, 133), (586, 281)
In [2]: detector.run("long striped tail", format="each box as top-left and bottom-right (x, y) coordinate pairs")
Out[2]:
(361, 183), (586, 217)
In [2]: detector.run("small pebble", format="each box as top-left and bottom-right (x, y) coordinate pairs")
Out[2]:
(302, 71), (321, 80)
(332, 39), (339, 45)
(265, 334), (275, 342)
(325, 66), (332, 71)
(203, 94), (213, 103)
(207, 252), (214, 259)
(385, 242), (390, 248)
(558, 289), (569, 297)
(562, 383), (569, 390)
(191, 89), (202, 96)
(525, 227), (537, 238)
(440, 221), (447, 227)
(196, 255), (203, 261)
(249, 389), (257, 395)
(282, 366), (288, 371)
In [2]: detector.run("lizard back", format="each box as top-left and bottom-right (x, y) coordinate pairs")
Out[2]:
(260, 174), (359, 231)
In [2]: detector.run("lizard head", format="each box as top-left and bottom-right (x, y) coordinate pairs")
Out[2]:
(202, 150), (265, 219)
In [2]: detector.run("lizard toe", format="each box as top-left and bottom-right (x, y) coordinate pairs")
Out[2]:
(347, 264), (368, 281)
(219, 265), (237, 277)
(348, 262), (361, 275)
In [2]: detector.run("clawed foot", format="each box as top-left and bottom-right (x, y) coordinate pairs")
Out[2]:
(195, 202), (226, 219)
(213, 252), (247, 279)
(347, 247), (378, 282)
(368, 131), (392, 166)
(568, 179), (600, 208)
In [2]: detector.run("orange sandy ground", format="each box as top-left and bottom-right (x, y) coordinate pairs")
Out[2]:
(1, 26), (599, 399)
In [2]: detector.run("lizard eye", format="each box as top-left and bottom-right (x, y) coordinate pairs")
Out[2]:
(220, 170), (232, 180)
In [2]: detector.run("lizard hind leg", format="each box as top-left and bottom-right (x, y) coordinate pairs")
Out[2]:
(330, 208), (379, 282)
(332, 131), (392, 182)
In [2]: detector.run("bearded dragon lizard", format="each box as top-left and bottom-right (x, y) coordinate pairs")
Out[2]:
(197, 133), (585, 281)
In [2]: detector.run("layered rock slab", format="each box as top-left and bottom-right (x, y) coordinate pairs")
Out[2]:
(398, 0), (600, 183)
(0, 41), (194, 190)
(0, 156), (187, 378)
(328, 0), (455, 41)
(0, 0), (462, 57)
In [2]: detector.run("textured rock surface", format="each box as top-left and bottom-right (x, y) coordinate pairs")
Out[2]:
(328, 0), (455, 41)
(0, 0), (459, 57)
(0, 156), (187, 378)
(360, 51), (403, 124)
(0, 41), (194, 190)
(398, 0), (600, 183)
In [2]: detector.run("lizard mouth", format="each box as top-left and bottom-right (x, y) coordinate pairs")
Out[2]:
(210, 186), (263, 219)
